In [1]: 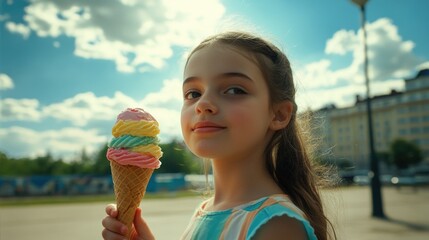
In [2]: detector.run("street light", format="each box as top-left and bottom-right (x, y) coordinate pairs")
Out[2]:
(350, 0), (386, 218)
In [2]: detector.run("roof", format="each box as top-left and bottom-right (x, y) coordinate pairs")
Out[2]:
(416, 68), (429, 78)
(406, 68), (429, 81)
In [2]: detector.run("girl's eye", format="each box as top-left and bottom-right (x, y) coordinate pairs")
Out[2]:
(224, 87), (247, 95)
(184, 90), (201, 100)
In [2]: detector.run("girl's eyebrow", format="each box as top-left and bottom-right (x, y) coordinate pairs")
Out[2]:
(220, 72), (254, 82)
(183, 72), (254, 86)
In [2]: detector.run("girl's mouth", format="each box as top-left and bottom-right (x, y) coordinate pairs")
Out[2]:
(192, 121), (226, 133)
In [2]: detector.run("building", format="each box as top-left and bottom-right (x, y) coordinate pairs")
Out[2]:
(313, 69), (429, 170)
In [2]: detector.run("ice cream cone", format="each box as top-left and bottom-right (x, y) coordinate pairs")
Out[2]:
(107, 108), (162, 239)
(110, 160), (154, 239)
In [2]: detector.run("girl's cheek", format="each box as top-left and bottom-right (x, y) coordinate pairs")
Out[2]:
(180, 107), (193, 131)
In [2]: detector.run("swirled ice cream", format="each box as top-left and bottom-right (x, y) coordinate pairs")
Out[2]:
(106, 107), (162, 239)
(107, 107), (162, 169)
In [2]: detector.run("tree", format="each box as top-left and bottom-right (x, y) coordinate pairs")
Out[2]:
(0, 152), (35, 176)
(33, 152), (55, 175)
(0, 151), (12, 175)
(158, 139), (202, 174)
(390, 139), (422, 170)
(77, 148), (95, 174)
(93, 143), (111, 175)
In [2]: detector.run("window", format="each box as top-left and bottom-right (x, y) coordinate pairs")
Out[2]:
(399, 129), (408, 135)
(409, 117), (420, 123)
(410, 127), (421, 134)
(398, 118), (407, 124)
(397, 107), (407, 113)
(409, 106), (419, 112)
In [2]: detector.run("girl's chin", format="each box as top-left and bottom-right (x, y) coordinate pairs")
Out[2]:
(186, 138), (235, 159)
(190, 146), (225, 159)
(192, 150), (218, 159)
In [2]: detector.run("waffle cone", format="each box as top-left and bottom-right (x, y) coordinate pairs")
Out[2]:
(110, 161), (154, 239)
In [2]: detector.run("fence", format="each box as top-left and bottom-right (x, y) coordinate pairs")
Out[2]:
(0, 173), (187, 197)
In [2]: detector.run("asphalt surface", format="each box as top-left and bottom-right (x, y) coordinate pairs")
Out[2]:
(1, 186), (428, 240)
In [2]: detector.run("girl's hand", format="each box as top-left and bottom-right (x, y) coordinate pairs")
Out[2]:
(102, 204), (155, 240)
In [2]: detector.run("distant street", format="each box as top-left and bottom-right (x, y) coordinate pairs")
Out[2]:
(1, 186), (428, 240)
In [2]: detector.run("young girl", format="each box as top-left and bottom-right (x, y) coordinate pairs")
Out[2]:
(102, 31), (335, 240)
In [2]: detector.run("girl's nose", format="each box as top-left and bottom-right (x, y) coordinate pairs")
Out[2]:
(195, 94), (218, 114)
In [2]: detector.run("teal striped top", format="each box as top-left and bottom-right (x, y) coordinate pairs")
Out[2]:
(181, 194), (317, 240)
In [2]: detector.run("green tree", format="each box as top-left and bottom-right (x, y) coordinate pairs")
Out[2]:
(50, 159), (70, 175)
(0, 154), (34, 176)
(77, 148), (95, 174)
(32, 152), (55, 175)
(93, 143), (111, 175)
(390, 139), (422, 169)
(0, 151), (10, 175)
(158, 139), (201, 174)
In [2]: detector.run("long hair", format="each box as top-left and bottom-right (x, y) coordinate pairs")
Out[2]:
(187, 31), (336, 240)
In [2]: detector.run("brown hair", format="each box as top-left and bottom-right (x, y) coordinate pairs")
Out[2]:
(187, 31), (336, 240)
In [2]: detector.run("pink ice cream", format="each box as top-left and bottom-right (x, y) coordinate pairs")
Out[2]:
(116, 107), (157, 122)
(107, 107), (162, 169)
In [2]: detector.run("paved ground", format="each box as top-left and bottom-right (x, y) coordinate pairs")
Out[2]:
(325, 186), (429, 240)
(0, 186), (428, 240)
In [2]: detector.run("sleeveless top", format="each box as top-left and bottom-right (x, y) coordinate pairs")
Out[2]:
(180, 194), (317, 240)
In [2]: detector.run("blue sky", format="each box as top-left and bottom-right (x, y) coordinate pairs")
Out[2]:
(1, 0), (428, 160)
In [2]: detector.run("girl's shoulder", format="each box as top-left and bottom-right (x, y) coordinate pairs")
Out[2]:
(245, 194), (317, 240)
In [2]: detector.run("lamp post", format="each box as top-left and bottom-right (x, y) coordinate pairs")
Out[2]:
(350, 0), (385, 218)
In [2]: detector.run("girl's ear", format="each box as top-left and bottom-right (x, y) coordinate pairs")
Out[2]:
(270, 101), (293, 131)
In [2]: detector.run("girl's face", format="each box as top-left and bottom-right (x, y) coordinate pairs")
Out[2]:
(181, 43), (274, 160)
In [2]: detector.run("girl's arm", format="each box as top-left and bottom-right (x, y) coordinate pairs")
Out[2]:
(102, 204), (155, 240)
(251, 215), (307, 240)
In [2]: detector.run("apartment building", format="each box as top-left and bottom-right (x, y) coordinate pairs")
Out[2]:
(313, 69), (429, 169)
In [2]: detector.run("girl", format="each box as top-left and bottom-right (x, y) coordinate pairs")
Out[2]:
(102, 31), (335, 240)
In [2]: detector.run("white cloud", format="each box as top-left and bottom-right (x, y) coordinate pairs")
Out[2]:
(9, 0), (225, 73)
(5, 21), (31, 38)
(40, 78), (184, 133)
(325, 29), (358, 55)
(296, 18), (424, 109)
(53, 41), (60, 48)
(0, 98), (42, 121)
(140, 79), (183, 141)
(41, 79), (184, 141)
(43, 91), (138, 126)
(297, 78), (405, 111)
(1, 77), (183, 137)
(0, 78), (184, 158)
(141, 79), (183, 110)
(0, 73), (14, 90)
(144, 107), (182, 142)
(417, 61), (429, 71)
(328, 18), (422, 81)
(365, 19), (422, 80)
(0, 126), (107, 160)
